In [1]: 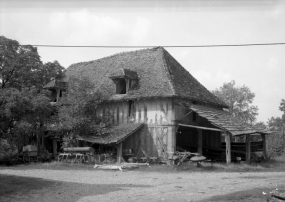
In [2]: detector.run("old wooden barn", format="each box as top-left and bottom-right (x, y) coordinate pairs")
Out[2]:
(44, 47), (270, 164)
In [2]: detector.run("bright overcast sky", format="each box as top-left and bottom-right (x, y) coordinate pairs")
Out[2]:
(1, 0), (285, 123)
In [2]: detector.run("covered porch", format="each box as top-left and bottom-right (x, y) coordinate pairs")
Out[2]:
(176, 102), (271, 164)
(77, 123), (144, 163)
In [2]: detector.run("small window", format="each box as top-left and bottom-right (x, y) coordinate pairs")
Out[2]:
(128, 100), (134, 117)
(115, 79), (126, 94)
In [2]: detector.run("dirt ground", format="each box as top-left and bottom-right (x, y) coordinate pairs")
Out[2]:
(0, 165), (285, 202)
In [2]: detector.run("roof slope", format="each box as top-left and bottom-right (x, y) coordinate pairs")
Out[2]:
(178, 102), (256, 136)
(66, 47), (227, 108)
(43, 78), (67, 89)
(77, 123), (143, 144)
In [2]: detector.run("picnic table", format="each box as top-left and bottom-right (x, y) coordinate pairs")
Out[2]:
(58, 147), (95, 163)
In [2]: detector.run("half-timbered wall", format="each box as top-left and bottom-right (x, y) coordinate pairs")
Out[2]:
(97, 98), (175, 159)
(96, 97), (223, 159)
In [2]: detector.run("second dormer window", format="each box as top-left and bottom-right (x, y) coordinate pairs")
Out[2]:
(116, 78), (126, 94)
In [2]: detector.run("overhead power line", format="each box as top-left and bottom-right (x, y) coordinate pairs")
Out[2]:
(20, 42), (285, 48)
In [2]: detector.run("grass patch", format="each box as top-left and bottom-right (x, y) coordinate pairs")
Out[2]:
(2, 153), (285, 173)
(6, 161), (95, 171)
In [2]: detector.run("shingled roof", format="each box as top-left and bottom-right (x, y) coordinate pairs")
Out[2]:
(43, 78), (67, 90)
(66, 47), (227, 108)
(178, 102), (256, 136)
(77, 123), (143, 144)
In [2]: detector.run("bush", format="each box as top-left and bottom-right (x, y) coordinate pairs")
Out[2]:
(0, 139), (18, 161)
(267, 132), (285, 158)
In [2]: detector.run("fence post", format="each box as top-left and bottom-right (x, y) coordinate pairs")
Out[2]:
(225, 132), (231, 164)
(261, 134), (267, 160)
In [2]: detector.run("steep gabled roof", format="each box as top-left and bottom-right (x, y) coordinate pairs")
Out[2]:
(66, 47), (228, 108)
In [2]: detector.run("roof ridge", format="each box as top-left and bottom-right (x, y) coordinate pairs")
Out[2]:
(160, 48), (176, 96)
(68, 47), (164, 69)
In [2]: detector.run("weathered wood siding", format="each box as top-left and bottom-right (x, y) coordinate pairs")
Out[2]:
(174, 99), (221, 149)
(98, 98), (175, 158)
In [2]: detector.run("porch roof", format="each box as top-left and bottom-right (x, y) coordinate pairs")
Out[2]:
(177, 102), (256, 136)
(77, 123), (143, 145)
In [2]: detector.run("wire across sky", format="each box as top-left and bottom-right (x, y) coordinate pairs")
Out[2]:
(20, 42), (285, 48)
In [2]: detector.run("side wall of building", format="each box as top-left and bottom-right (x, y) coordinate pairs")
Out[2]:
(97, 98), (175, 159)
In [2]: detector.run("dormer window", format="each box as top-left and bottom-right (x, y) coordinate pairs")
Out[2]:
(115, 78), (127, 94)
(108, 68), (138, 95)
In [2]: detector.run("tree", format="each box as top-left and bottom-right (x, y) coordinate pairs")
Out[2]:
(268, 117), (283, 131)
(254, 121), (267, 130)
(54, 76), (112, 140)
(268, 99), (285, 132)
(0, 36), (65, 150)
(212, 80), (259, 124)
(35, 61), (65, 89)
(279, 99), (285, 120)
(0, 88), (53, 146)
(0, 36), (42, 89)
(0, 36), (65, 90)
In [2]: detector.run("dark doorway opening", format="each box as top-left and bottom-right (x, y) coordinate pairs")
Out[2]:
(176, 126), (198, 152)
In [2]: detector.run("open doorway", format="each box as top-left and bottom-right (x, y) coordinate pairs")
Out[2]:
(176, 126), (198, 153)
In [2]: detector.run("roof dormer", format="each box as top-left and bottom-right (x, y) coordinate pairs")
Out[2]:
(108, 68), (138, 95)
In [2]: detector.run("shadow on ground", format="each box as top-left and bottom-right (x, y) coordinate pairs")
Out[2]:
(198, 186), (281, 202)
(0, 174), (151, 202)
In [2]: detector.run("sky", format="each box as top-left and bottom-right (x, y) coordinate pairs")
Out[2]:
(1, 0), (285, 123)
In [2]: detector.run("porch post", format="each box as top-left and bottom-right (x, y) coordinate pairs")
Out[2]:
(198, 129), (203, 155)
(117, 142), (123, 164)
(52, 139), (57, 155)
(56, 89), (60, 102)
(261, 134), (267, 160)
(225, 132), (231, 164)
(246, 134), (251, 164)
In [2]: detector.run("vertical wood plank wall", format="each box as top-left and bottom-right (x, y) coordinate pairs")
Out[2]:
(98, 98), (175, 159)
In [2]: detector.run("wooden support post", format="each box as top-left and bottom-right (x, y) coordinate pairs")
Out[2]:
(41, 136), (45, 152)
(56, 89), (60, 102)
(246, 134), (251, 164)
(117, 142), (123, 164)
(52, 139), (57, 155)
(198, 129), (203, 155)
(261, 134), (267, 160)
(225, 132), (231, 164)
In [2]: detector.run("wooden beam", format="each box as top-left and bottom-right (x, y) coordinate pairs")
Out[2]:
(198, 129), (203, 155)
(261, 134), (267, 160)
(225, 132), (231, 164)
(117, 142), (123, 164)
(178, 123), (224, 132)
(246, 134), (251, 164)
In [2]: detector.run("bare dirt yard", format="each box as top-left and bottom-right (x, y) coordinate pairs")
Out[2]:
(0, 163), (285, 202)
